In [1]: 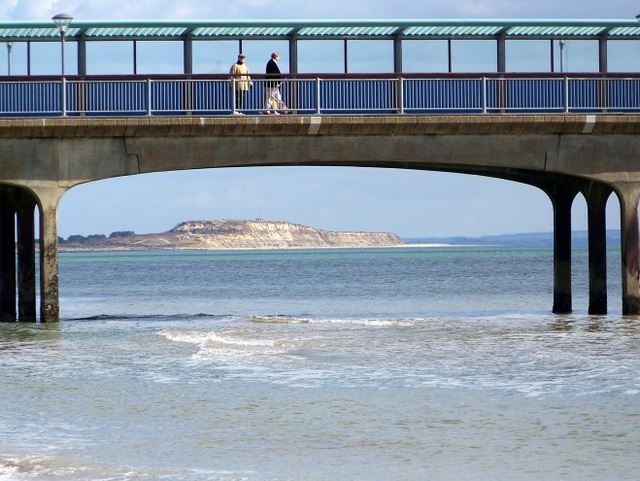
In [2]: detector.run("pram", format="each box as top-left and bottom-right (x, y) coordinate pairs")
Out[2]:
(263, 84), (291, 114)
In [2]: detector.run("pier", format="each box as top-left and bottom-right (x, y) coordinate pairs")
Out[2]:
(2, 19), (640, 320)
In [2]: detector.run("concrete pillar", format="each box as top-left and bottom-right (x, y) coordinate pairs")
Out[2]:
(0, 195), (16, 322)
(34, 188), (66, 323)
(16, 190), (37, 322)
(40, 203), (59, 322)
(584, 183), (611, 315)
(616, 185), (640, 315)
(550, 185), (578, 314)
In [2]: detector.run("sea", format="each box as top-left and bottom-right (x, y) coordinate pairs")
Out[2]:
(0, 245), (639, 481)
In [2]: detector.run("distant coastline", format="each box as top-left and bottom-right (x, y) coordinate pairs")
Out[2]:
(404, 230), (621, 247)
(59, 219), (407, 252)
(58, 221), (618, 252)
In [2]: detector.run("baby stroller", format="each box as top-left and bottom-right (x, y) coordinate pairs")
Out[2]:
(263, 84), (291, 114)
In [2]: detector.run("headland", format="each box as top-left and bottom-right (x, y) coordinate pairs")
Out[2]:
(59, 219), (406, 251)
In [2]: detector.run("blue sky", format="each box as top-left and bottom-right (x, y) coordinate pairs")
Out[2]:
(3, 0), (639, 238)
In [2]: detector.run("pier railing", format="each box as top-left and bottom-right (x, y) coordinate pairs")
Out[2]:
(1, 73), (639, 116)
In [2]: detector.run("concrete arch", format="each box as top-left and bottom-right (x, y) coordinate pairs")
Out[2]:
(3, 114), (640, 319)
(0, 182), (70, 322)
(60, 161), (618, 317)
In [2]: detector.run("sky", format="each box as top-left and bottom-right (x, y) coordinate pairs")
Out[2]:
(2, 0), (640, 239)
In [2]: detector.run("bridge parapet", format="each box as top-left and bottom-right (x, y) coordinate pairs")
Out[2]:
(2, 114), (640, 139)
(3, 74), (640, 117)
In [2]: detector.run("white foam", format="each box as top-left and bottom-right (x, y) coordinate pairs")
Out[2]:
(0, 464), (17, 480)
(249, 315), (310, 324)
(204, 333), (275, 347)
(324, 317), (409, 327)
(162, 329), (275, 347)
(0, 454), (75, 480)
(160, 328), (288, 366)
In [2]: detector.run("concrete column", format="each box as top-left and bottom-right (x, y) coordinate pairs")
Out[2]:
(616, 185), (640, 315)
(16, 191), (36, 322)
(0, 196), (16, 322)
(550, 185), (578, 314)
(585, 183), (611, 315)
(34, 188), (66, 323)
(39, 203), (59, 322)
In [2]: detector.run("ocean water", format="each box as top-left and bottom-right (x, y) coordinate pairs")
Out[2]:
(1, 246), (639, 480)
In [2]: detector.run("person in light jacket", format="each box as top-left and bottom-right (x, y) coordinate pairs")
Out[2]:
(229, 53), (253, 114)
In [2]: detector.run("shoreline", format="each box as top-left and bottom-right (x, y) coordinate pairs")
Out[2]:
(57, 243), (461, 253)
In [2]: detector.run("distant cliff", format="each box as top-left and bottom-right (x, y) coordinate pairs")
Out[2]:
(60, 219), (405, 251)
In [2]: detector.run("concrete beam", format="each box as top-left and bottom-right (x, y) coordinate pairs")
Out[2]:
(3, 115), (640, 139)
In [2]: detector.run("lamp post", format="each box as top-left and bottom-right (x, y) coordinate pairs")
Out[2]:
(52, 13), (73, 76)
(559, 39), (565, 73)
(52, 13), (72, 116)
(6, 42), (11, 76)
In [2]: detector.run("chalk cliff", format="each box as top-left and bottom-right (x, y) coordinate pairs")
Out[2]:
(60, 219), (405, 251)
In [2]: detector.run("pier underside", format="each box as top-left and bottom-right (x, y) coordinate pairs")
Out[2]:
(0, 115), (639, 320)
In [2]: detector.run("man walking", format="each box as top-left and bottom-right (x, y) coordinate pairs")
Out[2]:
(263, 52), (285, 114)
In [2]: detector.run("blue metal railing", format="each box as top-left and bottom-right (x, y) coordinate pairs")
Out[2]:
(1, 73), (640, 117)
(404, 78), (483, 112)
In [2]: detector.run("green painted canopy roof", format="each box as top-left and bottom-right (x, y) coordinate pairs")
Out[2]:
(1, 19), (640, 42)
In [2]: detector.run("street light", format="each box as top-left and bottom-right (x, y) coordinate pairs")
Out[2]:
(52, 13), (73, 76)
(559, 39), (565, 73)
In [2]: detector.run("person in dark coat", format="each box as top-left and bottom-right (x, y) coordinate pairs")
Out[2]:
(263, 52), (285, 114)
